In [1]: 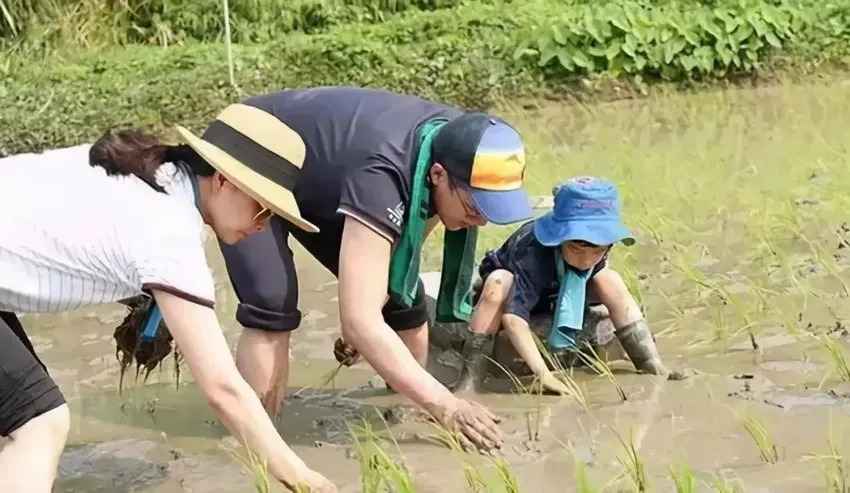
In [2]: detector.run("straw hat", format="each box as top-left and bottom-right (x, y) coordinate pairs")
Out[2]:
(175, 103), (319, 233)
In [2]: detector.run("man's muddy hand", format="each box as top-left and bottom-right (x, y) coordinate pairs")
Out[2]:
(435, 397), (503, 453)
(333, 337), (361, 366)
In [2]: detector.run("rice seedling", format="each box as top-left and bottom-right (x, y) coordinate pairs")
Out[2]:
(348, 418), (416, 493)
(492, 455), (520, 493)
(424, 421), (491, 491)
(668, 460), (697, 493)
(817, 334), (850, 382)
(291, 362), (345, 398)
(734, 410), (781, 464)
(788, 227), (850, 297)
(613, 427), (650, 492)
(574, 342), (627, 402)
(571, 449), (600, 493)
(531, 333), (590, 410)
(228, 446), (272, 493)
(485, 356), (546, 442)
(803, 414), (850, 492)
(710, 472), (744, 493)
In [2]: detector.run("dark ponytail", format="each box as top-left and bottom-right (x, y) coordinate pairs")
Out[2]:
(89, 129), (215, 193)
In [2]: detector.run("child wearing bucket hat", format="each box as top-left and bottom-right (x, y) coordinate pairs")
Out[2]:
(452, 176), (668, 395)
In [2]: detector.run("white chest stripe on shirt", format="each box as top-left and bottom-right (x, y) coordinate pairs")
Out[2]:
(0, 145), (216, 313)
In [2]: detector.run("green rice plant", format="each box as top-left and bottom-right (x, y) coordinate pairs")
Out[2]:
(348, 418), (415, 493)
(573, 454), (599, 493)
(668, 460), (697, 493)
(424, 421), (490, 491)
(613, 427), (649, 492)
(787, 227), (850, 297)
(803, 418), (850, 493)
(574, 342), (627, 402)
(492, 455), (520, 493)
(486, 356), (546, 442)
(227, 445), (271, 493)
(817, 334), (850, 382)
(735, 411), (781, 464)
(710, 472), (744, 493)
(532, 333), (590, 410)
(292, 362), (345, 398)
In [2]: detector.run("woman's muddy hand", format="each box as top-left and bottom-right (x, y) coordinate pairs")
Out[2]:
(333, 337), (360, 366)
(437, 397), (503, 453)
(291, 468), (338, 493)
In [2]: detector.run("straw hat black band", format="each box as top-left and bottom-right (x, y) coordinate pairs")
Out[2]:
(203, 120), (301, 192)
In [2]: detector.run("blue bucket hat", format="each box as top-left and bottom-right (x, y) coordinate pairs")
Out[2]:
(532, 176), (635, 247)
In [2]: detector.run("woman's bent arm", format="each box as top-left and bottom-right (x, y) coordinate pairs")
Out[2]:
(151, 289), (328, 490)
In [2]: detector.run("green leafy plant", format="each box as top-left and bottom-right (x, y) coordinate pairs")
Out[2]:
(515, 0), (809, 80)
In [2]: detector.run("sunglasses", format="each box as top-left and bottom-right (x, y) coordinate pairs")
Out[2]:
(453, 185), (483, 220)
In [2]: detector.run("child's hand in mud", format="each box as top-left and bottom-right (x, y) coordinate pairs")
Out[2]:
(333, 337), (360, 367)
(538, 371), (573, 396)
(437, 397), (503, 453)
(292, 468), (338, 493)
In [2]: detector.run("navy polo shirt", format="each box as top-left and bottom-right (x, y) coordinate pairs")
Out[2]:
(479, 221), (608, 323)
(243, 86), (463, 242)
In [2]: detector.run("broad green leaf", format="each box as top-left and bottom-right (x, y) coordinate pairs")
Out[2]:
(551, 25), (567, 45)
(605, 40), (622, 60)
(556, 48), (575, 71)
(572, 50), (594, 70)
(764, 31), (781, 48)
(680, 54), (697, 72)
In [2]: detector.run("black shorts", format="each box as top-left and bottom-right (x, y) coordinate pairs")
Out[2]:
(0, 312), (66, 437)
(218, 216), (429, 333)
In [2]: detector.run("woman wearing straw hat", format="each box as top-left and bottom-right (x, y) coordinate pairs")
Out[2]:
(0, 105), (335, 493)
(181, 86), (536, 453)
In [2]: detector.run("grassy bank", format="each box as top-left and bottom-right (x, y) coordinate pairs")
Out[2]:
(3, 0), (850, 156)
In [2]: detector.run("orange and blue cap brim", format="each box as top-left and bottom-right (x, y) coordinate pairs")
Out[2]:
(469, 186), (534, 225)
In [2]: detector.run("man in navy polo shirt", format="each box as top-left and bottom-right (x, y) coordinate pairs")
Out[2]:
(216, 86), (535, 451)
(452, 176), (669, 394)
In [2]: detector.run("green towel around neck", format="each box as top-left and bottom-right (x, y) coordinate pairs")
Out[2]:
(388, 119), (478, 324)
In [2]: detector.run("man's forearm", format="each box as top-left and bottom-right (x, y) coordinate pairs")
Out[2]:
(343, 319), (452, 413)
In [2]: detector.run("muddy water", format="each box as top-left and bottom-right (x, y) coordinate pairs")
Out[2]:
(11, 83), (850, 492)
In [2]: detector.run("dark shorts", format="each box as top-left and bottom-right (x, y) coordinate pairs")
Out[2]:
(0, 312), (66, 437)
(218, 216), (429, 333)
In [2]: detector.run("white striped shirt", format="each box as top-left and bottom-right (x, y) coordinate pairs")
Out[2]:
(0, 145), (216, 313)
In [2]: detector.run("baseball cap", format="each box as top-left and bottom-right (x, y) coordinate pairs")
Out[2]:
(532, 176), (635, 247)
(431, 113), (533, 225)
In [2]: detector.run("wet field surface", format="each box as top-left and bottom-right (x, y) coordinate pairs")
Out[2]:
(9, 83), (850, 492)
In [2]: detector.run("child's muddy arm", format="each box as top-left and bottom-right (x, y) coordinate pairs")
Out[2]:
(501, 314), (549, 376)
(590, 267), (643, 327)
(502, 313), (571, 394)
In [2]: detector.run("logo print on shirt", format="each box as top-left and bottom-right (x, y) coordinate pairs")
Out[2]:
(387, 201), (405, 228)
